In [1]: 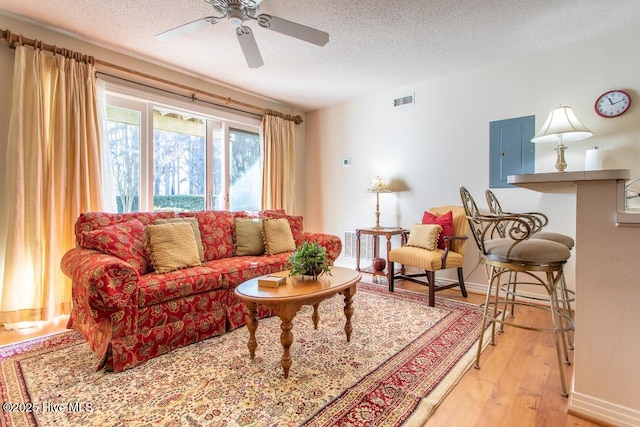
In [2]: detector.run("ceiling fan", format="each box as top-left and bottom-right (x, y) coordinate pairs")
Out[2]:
(155, 0), (330, 68)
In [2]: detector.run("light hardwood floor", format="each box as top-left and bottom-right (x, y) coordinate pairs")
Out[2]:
(0, 278), (602, 427)
(391, 279), (602, 427)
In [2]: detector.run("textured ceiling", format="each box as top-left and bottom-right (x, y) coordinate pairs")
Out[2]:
(1, 0), (640, 111)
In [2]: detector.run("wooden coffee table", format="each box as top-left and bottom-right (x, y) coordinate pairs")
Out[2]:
(234, 266), (361, 378)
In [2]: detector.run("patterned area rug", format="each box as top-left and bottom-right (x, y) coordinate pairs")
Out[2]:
(0, 283), (488, 426)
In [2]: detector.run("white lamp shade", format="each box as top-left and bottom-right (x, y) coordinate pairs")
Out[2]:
(367, 176), (391, 193)
(531, 105), (593, 143)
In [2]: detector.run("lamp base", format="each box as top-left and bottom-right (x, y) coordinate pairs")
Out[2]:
(555, 143), (567, 172)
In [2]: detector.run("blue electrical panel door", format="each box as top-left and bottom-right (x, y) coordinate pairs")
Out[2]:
(489, 115), (535, 188)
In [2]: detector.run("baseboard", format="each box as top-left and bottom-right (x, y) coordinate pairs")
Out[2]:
(439, 278), (561, 308)
(569, 391), (640, 427)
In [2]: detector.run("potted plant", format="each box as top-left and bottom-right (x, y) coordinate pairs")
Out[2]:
(287, 241), (332, 280)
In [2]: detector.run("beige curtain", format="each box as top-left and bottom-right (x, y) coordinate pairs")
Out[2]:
(1, 45), (103, 324)
(261, 113), (296, 213)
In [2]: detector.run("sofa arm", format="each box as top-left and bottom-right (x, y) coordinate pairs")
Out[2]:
(61, 247), (139, 312)
(299, 232), (343, 264)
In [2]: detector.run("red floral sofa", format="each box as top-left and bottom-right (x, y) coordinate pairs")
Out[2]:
(61, 209), (342, 372)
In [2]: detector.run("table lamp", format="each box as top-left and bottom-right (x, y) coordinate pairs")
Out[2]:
(531, 105), (593, 172)
(367, 176), (391, 229)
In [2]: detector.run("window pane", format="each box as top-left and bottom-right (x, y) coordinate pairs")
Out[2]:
(106, 105), (141, 213)
(212, 125), (224, 210)
(152, 108), (206, 212)
(229, 128), (261, 211)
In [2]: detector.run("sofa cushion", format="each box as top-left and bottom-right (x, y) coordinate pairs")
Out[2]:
(204, 254), (291, 289)
(137, 265), (225, 307)
(154, 217), (205, 262)
(234, 218), (265, 256)
(406, 224), (442, 251)
(179, 211), (235, 261)
(81, 218), (150, 274)
(75, 211), (177, 247)
(263, 218), (296, 255)
(146, 222), (202, 274)
(422, 210), (453, 249)
(285, 215), (304, 246)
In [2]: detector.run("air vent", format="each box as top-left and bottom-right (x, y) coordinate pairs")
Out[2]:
(343, 231), (373, 260)
(393, 94), (414, 107)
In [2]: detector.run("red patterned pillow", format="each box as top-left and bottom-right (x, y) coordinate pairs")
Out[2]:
(421, 210), (453, 250)
(81, 219), (149, 274)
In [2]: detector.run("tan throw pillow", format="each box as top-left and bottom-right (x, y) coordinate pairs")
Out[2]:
(263, 218), (296, 255)
(154, 217), (205, 262)
(235, 218), (265, 256)
(146, 222), (202, 274)
(406, 224), (442, 251)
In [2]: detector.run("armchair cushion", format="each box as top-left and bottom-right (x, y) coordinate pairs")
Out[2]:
(422, 210), (453, 249)
(406, 224), (442, 251)
(389, 246), (464, 270)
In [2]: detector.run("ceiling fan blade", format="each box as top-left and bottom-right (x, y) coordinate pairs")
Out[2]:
(256, 14), (329, 46)
(236, 26), (264, 68)
(155, 17), (220, 42)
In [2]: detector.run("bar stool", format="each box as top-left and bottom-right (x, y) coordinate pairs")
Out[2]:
(485, 189), (575, 349)
(461, 187), (574, 396)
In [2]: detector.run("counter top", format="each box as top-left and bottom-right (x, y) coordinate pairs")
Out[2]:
(508, 169), (640, 225)
(507, 169), (630, 192)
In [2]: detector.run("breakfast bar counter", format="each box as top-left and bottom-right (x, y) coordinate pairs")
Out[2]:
(508, 169), (640, 426)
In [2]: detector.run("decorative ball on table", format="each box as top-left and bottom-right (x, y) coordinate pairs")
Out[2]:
(372, 257), (386, 273)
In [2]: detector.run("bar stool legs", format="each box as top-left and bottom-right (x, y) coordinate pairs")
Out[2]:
(475, 263), (574, 397)
(497, 270), (575, 350)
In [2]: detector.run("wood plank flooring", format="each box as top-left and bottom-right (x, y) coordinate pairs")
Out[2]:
(0, 278), (602, 426)
(391, 279), (602, 427)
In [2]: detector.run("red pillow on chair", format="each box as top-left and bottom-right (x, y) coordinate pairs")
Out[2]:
(421, 210), (453, 249)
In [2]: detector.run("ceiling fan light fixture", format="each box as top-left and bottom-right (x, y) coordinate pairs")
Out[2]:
(228, 7), (245, 28)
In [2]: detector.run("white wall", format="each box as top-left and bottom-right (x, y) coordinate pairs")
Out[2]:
(306, 25), (640, 290)
(305, 25), (640, 425)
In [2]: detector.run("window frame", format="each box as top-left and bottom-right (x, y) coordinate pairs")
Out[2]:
(102, 80), (262, 212)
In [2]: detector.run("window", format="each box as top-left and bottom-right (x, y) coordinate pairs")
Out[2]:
(153, 107), (206, 211)
(106, 103), (142, 212)
(104, 88), (262, 213)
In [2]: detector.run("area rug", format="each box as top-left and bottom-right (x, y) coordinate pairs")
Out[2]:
(0, 283), (489, 426)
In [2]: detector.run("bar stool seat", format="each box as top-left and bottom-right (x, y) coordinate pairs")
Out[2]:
(532, 231), (575, 249)
(484, 237), (570, 262)
(485, 189), (576, 349)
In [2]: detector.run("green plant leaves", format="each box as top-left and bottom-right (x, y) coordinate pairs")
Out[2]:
(287, 241), (332, 279)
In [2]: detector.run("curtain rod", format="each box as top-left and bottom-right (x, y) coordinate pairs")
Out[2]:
(0, 28), (303, 124)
